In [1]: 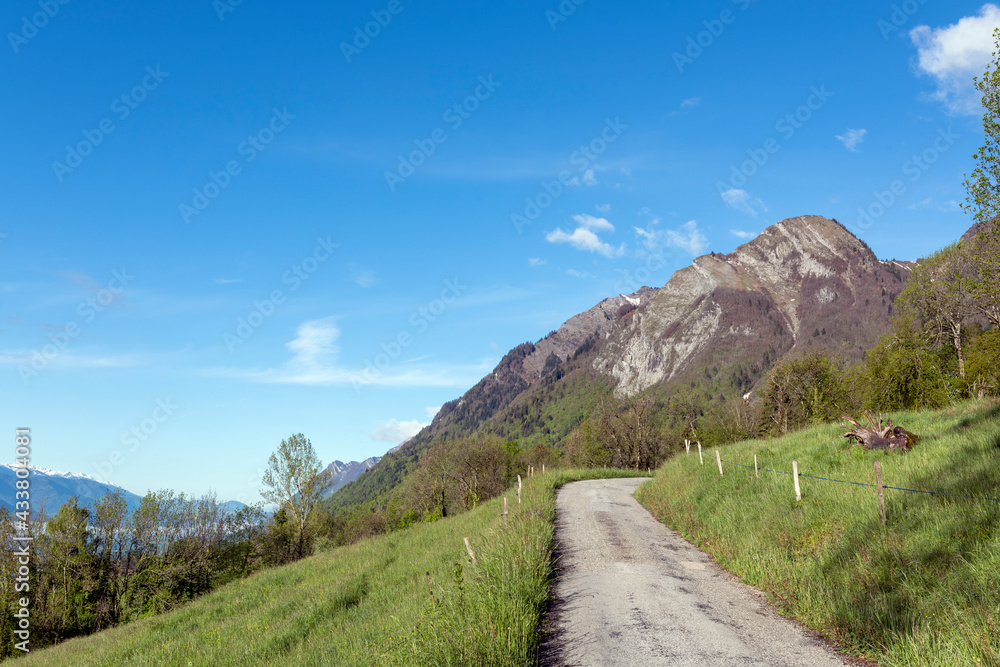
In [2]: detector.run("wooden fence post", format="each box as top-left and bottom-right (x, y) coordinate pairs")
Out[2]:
(792, 460), (801, 501)
(503, 497), (508, 528)
(754, 453), (759, 479)
(874, 460), (886, 524)
(464, 537), (476, 563)
(715, 450), (724, 476)
(517, 474), (522, 504)
(698, 441), (703, 465)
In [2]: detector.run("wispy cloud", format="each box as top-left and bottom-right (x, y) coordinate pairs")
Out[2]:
(528, 257), (546, 267)
(730, 229), (758, 240)
(206, 317), (495, 388)
(910, 4), (1000, 114)
(634, 219), (708, 257)
(582, 169), (599, 186)
(349, 265), (378, 288)
(668, 96), (702, 116)
(545, 214), (625, 258)
(0, 349), (146, 370)
(908, 197), (962, 212)
(595, 203), (612, 213)
(721, 188), (768, 217)
(372, 418), (427, 443)
(835, 128), (867, 152)
(566, 269), (590, 279)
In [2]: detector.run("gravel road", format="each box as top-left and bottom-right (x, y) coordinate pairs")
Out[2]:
(540, 478), (849, 667)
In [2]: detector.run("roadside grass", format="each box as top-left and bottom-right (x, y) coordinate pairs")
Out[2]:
(636, 398), (1000, 666)
(17, 468), (648, 666)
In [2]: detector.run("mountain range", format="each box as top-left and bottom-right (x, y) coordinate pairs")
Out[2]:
(322, 457), (381, 497)
(330, 215), (919, 509)
(0, 465), (247, 517)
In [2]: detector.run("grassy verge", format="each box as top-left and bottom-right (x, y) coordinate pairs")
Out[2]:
(636, 399), (1000, 666)
(17, 468), (647, 666)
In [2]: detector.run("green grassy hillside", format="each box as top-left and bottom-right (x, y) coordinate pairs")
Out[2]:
(636, 399), (1000, 666)
(19, 469), (647, 666)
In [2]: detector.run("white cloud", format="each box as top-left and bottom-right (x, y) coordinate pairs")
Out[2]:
(668, 96), (702, 116)
(582, 169), (599, 186)
(835, 128), (868, 152)
(566, 269), (590, 279)
(595, 203), (612, 213)
(206, 317), (495, 388)
(528, 257), (546, 267)
(721, 188), (768, 217)
(634, 219), (708, 256)
(908, 197), (962, 211)
(372, 418), (428, 443)
(348, 264), (378, 288)
(572, 214), (615, 231)
(546, 215), (625, 258)
(730, 229), (758, 240)
(910, 4), (1000, 114)
(425, 405), (441, 419)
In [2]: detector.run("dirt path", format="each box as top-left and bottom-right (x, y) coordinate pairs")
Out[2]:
(540, 478), (849, 667)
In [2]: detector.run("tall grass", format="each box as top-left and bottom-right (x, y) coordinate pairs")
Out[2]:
(636, 399), (1000, 666)
(15, 468), (647, 666)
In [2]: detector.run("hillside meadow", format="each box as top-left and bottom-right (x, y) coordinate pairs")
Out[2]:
(15, 468), (647, 666)
(637, 399), (1000, 666)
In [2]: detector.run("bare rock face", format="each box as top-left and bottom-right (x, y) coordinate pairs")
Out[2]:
(520, 286), (657, 381)
(595, 215), (912, 396)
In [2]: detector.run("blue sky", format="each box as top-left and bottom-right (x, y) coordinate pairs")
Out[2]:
(2, 0), (996, 504)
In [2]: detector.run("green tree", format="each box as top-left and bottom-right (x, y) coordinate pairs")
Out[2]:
(45, 498), (96, 634)
(897, 243), (973, 380)
(261, 433), (333, 559)
(861, 324), (951, 411)
(964, 28), (1000, 228)
(963, 27), (1000, 329)
(758, 353), (853, 434)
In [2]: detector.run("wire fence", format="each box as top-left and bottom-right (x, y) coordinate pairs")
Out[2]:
(716, 456), (1000, 504)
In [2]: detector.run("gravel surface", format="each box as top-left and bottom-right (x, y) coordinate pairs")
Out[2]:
(540, 478), (850, 667)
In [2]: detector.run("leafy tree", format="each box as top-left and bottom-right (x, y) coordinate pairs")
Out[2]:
(965, 328), (1000, 397)
(897, 243), (973, 380)
(963, 27), (1000, 329)
(261, 433), (333, 559)
(758, 353), (853, 434)
(964, 28), (1000, 228)
(45, 499), (96, 634)
(861, 324), (951, 410)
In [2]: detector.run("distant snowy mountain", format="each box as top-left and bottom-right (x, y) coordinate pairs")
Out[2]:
(322, 457), (381, 498)
(0, 464), (247, 517)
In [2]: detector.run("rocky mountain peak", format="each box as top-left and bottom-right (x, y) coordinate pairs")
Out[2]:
(595, 215), (909, 396)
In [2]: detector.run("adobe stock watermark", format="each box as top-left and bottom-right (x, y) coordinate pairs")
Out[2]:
(546, 0), (587, 30)
(340, 0), (405, 64)
(878, 0), (929, 40)
(51, 66), (169, 182)
(93, 398), (178, 480)
(385, 75), (501, 192)
(179, 107), (294, 224)
(18, 268), (134, 385)
(223, 236), (337, 352)
(716, 85), (833, 195)
(852, 127), (959, 231)
(213, 0), (246, 21)
(510, 116), (629, 233)
(351, 278), (466, 392)
(7, 0), (71, 54)
(673, 0), (753, 73)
